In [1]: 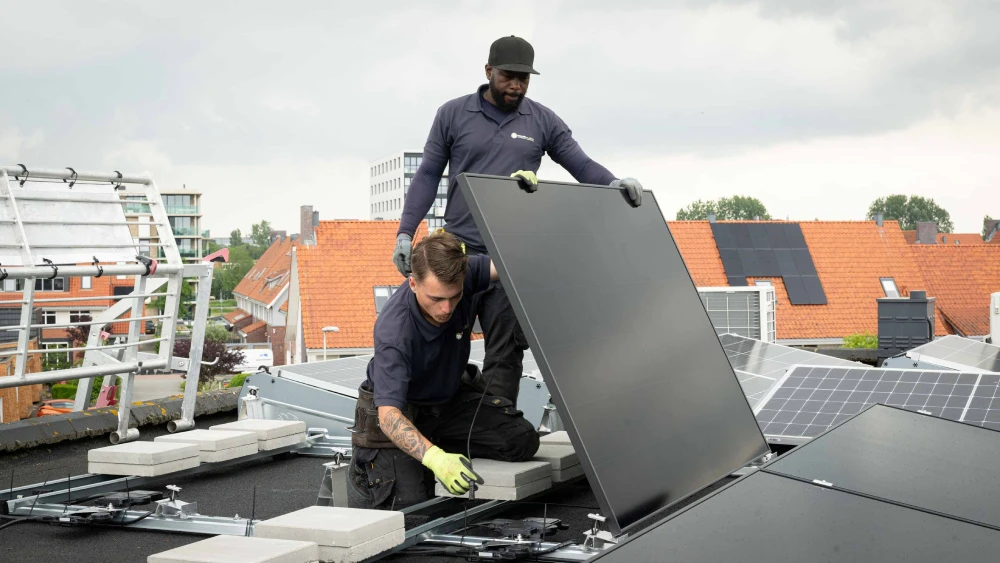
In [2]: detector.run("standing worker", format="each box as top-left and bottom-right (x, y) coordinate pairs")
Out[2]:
(393, 35), (644, 406)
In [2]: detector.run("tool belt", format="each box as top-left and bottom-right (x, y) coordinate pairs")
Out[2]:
(350, 381), (418, 449)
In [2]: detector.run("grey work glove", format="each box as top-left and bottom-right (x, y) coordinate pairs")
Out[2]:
(393, 233), (412, 277)
(611, 178), (643, 208)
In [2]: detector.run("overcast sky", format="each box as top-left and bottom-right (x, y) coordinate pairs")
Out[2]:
(1, 0), (998, 236)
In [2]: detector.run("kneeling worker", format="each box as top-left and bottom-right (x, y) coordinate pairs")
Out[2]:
(348, 230), (540, 509)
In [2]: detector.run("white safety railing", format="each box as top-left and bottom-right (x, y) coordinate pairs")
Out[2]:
(0, 165), (214, 443)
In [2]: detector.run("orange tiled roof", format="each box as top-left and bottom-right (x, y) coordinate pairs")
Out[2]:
(224, 309), (251, 324)
(901, 231), (985, 246)
(234, 236), (295, 306)
(298, 221), (426, 350)
(910, 245), (1000, 336)
(280, 300), (288, 313)
(240, 319), (267, 336)
(668, 220), (948, 341)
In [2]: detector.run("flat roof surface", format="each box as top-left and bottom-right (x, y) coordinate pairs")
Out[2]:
(1, 411), (731, 563)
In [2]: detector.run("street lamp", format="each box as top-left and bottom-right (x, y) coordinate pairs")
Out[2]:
(322, 326), (339, 361)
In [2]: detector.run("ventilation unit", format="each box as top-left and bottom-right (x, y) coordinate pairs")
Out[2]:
(991, 292), (1000, 345)
(698, 286), (777, 342)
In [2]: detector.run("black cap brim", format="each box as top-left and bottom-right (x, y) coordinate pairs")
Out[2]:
(493, 63), (540, 75)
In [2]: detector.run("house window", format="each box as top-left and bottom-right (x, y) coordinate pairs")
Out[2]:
(42, 311), (57, 325)
(70, 311), (89, 323)
(17, 278), (67, 291)
(81, 276), (92, 290)
(43, 342), (70, 363)
(754, 280), (772, 287)
(374, 286), (393, 313)
(880, 278), (900, 298)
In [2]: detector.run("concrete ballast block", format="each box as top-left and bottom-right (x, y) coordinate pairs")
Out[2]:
(258, 433), (306, 451)
(199, 443), (259, 463)
(155, 429), (258, 451)
(254, 506), (404, 547)
(89, 441), (199, 465)
(532, 444), (579, 470)
(90, 456), (199, 477)
(552, 464), (585, 483)
(464, 459), (551, 487)
(211, 419), (306, 440)
(539, 431), (572, 447)
(436, 477), (552, 500)
(316, 528), (406, 562)
(147, 535), (318, 563)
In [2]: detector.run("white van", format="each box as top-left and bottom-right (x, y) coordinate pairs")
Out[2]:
(234, 348), (274, 373)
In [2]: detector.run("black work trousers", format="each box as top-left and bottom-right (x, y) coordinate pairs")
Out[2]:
(347, 385), (540, 510)
(467, 247), (530, 406)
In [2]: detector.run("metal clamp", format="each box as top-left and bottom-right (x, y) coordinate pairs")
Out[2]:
(64, 167), (78, 188)
(93, 256), (104, 277)
(111, 170), (124, 190)
(42, 258), (58, 280)
(0, 263), (6, 282)
(136, 255), (157, 276)
(14, 164), (28, 187)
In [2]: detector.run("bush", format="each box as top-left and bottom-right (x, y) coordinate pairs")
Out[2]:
(227, 372), (251, 389)
(47, 377), (123, 403)
(205, 323), (230, 343)
(173, 339), (245, 385)
(841, 331), (878, 349)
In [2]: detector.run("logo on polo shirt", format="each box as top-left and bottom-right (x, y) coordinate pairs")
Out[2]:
(511, 132), (535, 142)
(455, 332), (462, 340)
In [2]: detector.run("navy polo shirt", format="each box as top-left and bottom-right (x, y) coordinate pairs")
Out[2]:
(366, 254), (491, 409)
(398, 84), (617, 252)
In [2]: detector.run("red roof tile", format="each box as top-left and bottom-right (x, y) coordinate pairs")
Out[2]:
(910, 245), (1000, 336)
(901, 231), (986, 246)
(240, 319), (267, 336)
(668, 220), (948, 341)
(234, 237), (295, 306)
(224, 309), (251, 324)
(298, 221), (426, 350)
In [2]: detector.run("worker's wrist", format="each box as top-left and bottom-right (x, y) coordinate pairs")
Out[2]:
(421, 445), (443, 465)
(397, 233), (412, 242)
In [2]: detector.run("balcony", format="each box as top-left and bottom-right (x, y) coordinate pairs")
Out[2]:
(165, 205), (200, 215)
(123, 203), (150, 214)
(172, 227), (199, 237)
(178, 249), (200, 258)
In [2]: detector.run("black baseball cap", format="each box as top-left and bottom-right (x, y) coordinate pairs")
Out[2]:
(488, 35), (540, 75)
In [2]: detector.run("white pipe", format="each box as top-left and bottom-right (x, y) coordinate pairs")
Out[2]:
(0, 359), (167, 388)
(0, 263), (183, 278)
(0, 166), (149, 185)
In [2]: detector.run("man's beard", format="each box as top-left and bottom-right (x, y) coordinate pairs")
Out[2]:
(489, 77), (524, 112)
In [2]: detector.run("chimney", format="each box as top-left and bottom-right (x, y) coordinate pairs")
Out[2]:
(875, 213), (883, 227)
(915, 222), (937, 244)
(707, 212), (716, 223)
(300, 205), (315, 246)
(984, 218), (1000, 242)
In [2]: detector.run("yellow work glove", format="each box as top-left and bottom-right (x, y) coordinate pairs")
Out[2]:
(511, 170), (538, 193)
(421, 446), (484, 495)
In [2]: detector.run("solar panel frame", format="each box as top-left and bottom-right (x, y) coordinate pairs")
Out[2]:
(460, 173), (769, 536)
(906, 335), (1000, 373)
(753, 364), (987, 443)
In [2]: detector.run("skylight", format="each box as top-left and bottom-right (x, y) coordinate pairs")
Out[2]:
(880, 277), (900, 298)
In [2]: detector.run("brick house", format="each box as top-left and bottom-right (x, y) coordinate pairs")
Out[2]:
(225, 235), (296, 364)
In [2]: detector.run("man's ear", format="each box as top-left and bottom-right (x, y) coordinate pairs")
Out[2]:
(408, 276), (417, 292)
(485, 64), (492, 80)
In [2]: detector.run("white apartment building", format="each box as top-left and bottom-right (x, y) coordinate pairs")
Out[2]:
(369, 150), (448, 232)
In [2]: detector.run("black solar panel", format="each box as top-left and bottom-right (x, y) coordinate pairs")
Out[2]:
(962, 373), (1000, 431)
(907, 335), (1000, 373)
(754, 365), (985, 441)
(710, 223), (825, 304)
(461, 173), (768, 535)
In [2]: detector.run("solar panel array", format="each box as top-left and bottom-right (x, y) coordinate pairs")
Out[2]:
(719, 333), (860, 379)
(754, 365), (1000, 441)
(907, 335), (1000, 373)
(710, 223), (827, 304)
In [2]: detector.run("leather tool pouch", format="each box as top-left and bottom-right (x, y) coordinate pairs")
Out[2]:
(350, 382), (399, 449)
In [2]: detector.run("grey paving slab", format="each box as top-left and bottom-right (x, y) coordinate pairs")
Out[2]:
(436, 476), (553, 500)
(210, 419), (307, 440)
(155, 429), (258, 451)
(258, 433), (306, 451)
(147, 535), (318, 563)
(466, 459), (551, 487)
(532, 445), (579, 470)
(199, 443), (259, 463)
(552, 464), (586, 483)
(316, 528), (406, 562)
(539, 431), (572, 446)
(88, 441), (199, 464)
(89, 456), (200, 477)
(254, 506), (404, 547)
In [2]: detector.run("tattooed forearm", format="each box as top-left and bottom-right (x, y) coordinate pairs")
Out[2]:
(378, 406), (433, 461)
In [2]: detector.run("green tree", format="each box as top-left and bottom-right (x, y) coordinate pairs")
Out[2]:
(214, 245), (254, 300)
(205, 322), (230, 343)
(205, 240), (223, 255)
(866, 195), (953, 233)
(676, 196), (772, 221)
(984, 215), (995, 240)
(150, 280), (196, 319)
(250, 220), (272, 249)
(230, 228), (243, 247)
